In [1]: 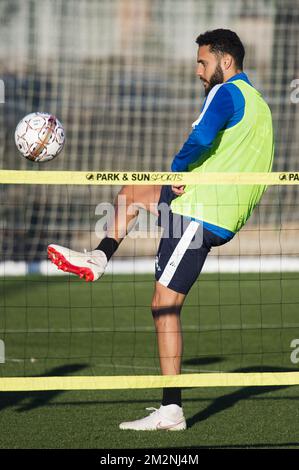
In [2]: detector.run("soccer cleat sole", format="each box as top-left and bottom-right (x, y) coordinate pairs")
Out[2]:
(47, 246), (94, 282)
(119, 420), (186, 431)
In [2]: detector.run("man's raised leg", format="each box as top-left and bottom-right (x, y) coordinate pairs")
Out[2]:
(105, 184), (161, 242)
(48, 184), (161, 281)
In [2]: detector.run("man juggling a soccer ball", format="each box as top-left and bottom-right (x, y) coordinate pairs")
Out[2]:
(48, 29), (274, 431)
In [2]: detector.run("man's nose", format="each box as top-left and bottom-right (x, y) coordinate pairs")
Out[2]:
(196, 64), (204, 77)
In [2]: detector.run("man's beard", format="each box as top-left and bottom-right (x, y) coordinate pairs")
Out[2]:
(203, 62), (224, 96)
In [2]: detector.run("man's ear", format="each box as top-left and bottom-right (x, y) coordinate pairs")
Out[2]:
(222, 53), (233, 70)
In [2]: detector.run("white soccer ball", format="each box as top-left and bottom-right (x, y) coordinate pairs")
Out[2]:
(15, 112), (65, 162)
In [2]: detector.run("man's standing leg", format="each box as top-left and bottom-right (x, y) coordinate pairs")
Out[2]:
(118, 217), (227, 431)
(151, 282), (185, 408)
(119, 281), (187, 431)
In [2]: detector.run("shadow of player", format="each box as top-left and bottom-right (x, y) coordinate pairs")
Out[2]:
(0, 363), (88, 412)
(186, 365), (296, 429)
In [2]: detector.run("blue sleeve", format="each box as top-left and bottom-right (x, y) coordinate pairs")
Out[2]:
(171, 84), (241, 172)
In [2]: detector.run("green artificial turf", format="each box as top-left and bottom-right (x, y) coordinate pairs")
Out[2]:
(0, 273), (299, 448)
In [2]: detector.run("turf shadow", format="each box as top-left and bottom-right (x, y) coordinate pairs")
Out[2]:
(183, 356), (224, 366)
(186, 365), (296, 429)
(0, 363), (88, 412)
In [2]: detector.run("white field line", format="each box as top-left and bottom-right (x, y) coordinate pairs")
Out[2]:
(3, 358), (218, 373)
(1, 323), (299, 334)
(1, 256), (299, 276)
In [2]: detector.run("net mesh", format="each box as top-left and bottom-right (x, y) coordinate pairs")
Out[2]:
(0, 0), (299, 260)
(1, 0), (299, 380)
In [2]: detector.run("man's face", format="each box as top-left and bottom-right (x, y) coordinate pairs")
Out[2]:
(196, 45), (224, 96)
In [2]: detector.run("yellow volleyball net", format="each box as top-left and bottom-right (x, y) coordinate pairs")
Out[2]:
(1, 171), (299, 391)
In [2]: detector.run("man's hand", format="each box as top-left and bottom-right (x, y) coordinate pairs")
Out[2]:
(171, 185), (185, 196)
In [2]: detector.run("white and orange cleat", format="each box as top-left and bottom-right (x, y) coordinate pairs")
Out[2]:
(47, 244), (107, 282)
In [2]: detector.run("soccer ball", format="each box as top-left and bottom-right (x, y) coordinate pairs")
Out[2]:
(15, 112), (65, 162)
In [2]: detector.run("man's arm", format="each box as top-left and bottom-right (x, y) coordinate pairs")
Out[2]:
(171, 84), (239, 172)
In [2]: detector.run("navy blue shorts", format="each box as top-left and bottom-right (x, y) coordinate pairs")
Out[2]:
(155, 186), (229, 295)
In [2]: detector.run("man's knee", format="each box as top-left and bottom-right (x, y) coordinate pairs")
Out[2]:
(151, 285), (183, 318)
(117, 185), (133, 203)
(115, 186), (139, 220)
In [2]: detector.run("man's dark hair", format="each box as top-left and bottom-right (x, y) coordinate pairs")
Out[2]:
(196, 29), (245, 70)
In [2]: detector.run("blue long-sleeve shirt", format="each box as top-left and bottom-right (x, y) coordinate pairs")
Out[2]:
(171, 72), (253, 240)
(171, 72), (252, 172)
